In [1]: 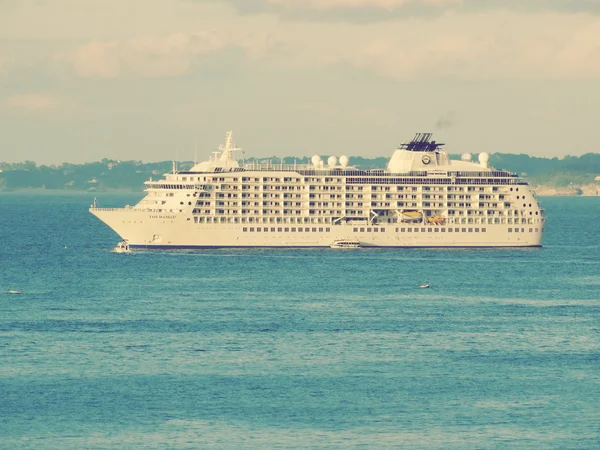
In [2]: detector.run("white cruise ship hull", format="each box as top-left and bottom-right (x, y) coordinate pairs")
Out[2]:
(90, 208), (543, 248)
(90, 131), (546, 249)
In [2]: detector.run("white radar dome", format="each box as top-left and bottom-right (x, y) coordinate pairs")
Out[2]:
(328, 156), (338, 167)
(311, 155), (322, 167)
(339, 155), (349, 168)
(479, 152), (489, 168)
(461, 153), (472, 162)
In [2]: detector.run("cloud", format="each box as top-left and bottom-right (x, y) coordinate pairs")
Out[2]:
(203, 0), (600, 21)
(325, 12), (600, 81)
(4, 93), (62, 111)
(266, 0), (460, 11)
(347, 32), (488, 81)
(198, 0), (459, 21)
(72, 41), (121, 79)
(5, 1), (600, 83)
(70, 30), (284, 78)
(71, 32), (224, 78)
(552, 20), (600, 78)
(66, 11), (600, 82)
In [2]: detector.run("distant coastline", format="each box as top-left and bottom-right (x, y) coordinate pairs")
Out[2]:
(2, 153), (599, 195)
(532, 184), (599, 197)
(0, 187), (141, 194)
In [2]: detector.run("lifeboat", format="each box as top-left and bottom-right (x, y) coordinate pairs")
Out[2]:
(427, 216), (445, 225)
(400, 211), (422, 221)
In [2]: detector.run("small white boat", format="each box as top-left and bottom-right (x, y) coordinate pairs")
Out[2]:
(330, 240), (361, 249)
(419, 283), (430, 289)
(8, 289), (22, 295)
(112, 240), (131, 253)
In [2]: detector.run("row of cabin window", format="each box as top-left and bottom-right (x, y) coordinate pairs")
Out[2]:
(386, 227), (540, 233)
(387, 227), (488, 233)
(243, 227), (332, 233)
(152, 180), (522, 191)
(239, 226), (540, 234)
(194, 217), (335, 224)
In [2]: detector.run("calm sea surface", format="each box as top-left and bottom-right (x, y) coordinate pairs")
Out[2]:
(1, 193), (599, 449)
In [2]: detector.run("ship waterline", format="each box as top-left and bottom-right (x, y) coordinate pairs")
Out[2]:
(90, 131), (545, 248)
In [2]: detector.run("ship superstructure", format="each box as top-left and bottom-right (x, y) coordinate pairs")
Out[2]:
(90, 131), (545, 248)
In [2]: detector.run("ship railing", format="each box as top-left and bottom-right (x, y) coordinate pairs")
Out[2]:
(447, 171), (519, 178)
(242, 165), (364, 176)
(243, 162), (316, 171)
(89, 207), (132, 212)
(144, 183), (208, 190)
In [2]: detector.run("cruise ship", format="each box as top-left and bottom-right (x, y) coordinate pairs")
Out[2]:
(90, 131), (545, 248)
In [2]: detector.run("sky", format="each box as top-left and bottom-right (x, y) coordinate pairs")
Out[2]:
(1, 0), (599, 165)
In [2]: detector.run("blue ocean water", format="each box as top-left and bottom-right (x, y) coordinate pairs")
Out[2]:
(1, 192), (599, 449)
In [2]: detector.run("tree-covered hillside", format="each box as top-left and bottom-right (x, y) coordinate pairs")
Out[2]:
(487, 153), (600, 186)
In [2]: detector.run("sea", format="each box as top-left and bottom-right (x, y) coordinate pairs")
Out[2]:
(1, 192), (599, 449)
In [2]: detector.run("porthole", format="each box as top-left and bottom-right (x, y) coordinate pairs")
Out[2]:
(517, 196), (520, 199)
(422, 155), (431, 165)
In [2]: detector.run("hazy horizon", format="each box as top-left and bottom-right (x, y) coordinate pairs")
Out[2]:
(2, 0), (599, 165)
(3, 149), (598, 167)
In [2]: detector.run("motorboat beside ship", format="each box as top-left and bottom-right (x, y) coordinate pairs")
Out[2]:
(112, 240), (131, 253)
(330, 240), (361, 249)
